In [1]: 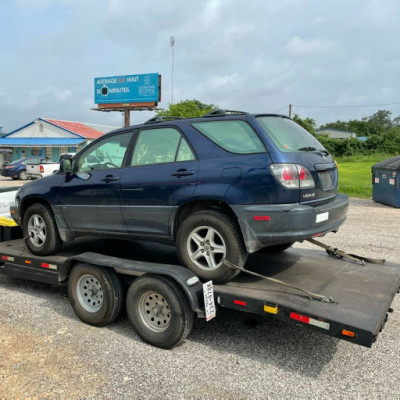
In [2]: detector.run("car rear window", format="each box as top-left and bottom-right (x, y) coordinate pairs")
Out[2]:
(256, 116), (326, 153)
(192, 120), (265, 154)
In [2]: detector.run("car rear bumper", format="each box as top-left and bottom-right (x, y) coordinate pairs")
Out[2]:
(231, 193), (349, 253)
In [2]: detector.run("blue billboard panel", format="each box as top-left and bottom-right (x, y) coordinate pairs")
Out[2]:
(94, 73), (159, 104)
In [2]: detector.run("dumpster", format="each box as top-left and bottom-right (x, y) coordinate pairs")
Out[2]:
(372, 155), (400, 207)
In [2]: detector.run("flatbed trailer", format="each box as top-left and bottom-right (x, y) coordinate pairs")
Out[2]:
(0, 237), (399, 349)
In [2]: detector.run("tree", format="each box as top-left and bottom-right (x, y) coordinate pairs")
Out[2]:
(362, 110), (393, 130)
(293, 114), (316, 134)
(155, 99), (218, 118)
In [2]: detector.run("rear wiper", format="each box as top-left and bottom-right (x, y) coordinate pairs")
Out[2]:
(297, 146), (317, 151)
(297, 147), (329, 157)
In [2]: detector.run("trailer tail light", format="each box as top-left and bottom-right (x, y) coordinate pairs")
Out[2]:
(40, 165), (44, 173)
(271, 164), (315, 189)
(342, 329), (356, 338)
(290, 312), (330, 330)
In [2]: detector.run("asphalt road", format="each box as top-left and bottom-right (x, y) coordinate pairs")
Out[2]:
(0, 198), (399, 399)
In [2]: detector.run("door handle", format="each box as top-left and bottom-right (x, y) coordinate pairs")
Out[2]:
(171, 169), (194, 178)
(101, 175), (119, 183)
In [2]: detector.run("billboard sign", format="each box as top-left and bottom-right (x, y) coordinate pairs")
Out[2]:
(94, 73), (159, 104)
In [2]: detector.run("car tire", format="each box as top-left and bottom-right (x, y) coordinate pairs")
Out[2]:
(23, 203), (62, 256)
(176, 210), (247, 283)
(257, 243), (294, 253)
(68, 263), (123, 327)
(18, 170), (27, 180)
(126, 274), (193, 349)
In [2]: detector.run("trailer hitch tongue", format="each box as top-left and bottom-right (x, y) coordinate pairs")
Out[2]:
(223, 259), (337, 304)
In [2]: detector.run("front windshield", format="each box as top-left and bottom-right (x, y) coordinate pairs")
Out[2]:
(256, 116), (326, 153)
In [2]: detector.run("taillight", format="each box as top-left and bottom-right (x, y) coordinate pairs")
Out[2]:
(271, 164), (315, 189)
(40, 165), (44, 173)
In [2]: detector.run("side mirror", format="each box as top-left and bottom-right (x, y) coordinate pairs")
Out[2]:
(60, 158), (72, 173)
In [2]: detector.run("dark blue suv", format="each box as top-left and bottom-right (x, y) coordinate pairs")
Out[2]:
(12, 110), (348, 283)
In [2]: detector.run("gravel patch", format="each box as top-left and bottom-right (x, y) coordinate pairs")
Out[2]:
(0, 198), (399, 399)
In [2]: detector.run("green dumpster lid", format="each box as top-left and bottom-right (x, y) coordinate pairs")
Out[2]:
(372, 155), (400, 171)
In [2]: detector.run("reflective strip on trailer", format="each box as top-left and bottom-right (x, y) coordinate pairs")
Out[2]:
(41, 263), (57, 270)
(290, 312), (330, 330)
(1, 255), (14, 261)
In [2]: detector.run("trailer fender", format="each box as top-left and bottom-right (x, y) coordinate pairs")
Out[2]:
(59, 252), (204, 313)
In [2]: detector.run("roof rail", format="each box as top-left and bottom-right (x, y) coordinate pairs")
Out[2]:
(144, 116), (183, 124)
(203, 109), (249, 117)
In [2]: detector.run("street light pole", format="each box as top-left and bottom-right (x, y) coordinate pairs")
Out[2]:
(170, 36), (175, 105)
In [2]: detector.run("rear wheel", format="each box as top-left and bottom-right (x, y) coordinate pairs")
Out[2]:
(22, 203), (62, 255)
(68, 263), (123, 326)
(176, 210), (247, 283)
(126, 275), (193, 348)
(18, 170), (27, 180)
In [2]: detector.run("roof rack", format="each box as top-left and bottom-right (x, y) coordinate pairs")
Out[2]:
(144, 116), (184, 124)
(203, 109), (249, 117)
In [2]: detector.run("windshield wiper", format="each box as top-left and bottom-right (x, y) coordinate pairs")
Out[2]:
(297, 147), (330, 157)
(297, 146), (317, 152)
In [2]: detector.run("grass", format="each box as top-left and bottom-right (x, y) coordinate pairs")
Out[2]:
(335, 153), (395, 198)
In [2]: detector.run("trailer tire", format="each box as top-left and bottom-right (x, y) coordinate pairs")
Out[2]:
(68, 263), (123, 327)
(23, 203), (61, 256)
(126, 275), (193, 349)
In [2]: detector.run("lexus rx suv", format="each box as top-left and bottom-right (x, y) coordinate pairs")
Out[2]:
(12, 110), (349, 283)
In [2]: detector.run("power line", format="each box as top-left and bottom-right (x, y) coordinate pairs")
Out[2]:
(274, 105), (289, 113)
(293, 101), (400, 109)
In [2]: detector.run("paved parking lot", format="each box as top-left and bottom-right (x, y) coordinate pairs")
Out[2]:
(0, 198), (399, 399)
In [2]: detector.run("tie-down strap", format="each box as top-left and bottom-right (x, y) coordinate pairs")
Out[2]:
(307, 238), (385, 265)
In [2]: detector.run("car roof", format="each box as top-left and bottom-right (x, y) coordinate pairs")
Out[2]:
(107, 110), (290, 135)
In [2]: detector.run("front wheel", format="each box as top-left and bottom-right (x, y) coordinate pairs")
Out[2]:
(22, 203), (62, 255)
(176, 210), (247, 283)
(126, 275), (193, 349)
(68, 263), (123, 326)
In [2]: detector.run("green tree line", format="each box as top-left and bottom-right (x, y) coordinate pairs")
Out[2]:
(156, 100), (400, 157)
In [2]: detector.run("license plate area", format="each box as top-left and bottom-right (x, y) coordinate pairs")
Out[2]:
(318, 171), (334, 189)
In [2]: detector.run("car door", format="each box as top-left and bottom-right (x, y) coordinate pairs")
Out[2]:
(59, 131), (134, 234)
(119, 126), (198, 237)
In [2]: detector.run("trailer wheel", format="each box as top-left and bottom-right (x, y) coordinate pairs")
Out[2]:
(68, 263), (123, 327)
(126, 275), (193, 349)
(23, 203), (61, 256)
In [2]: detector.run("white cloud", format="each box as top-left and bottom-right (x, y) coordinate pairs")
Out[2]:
(285, 36), (333, 55)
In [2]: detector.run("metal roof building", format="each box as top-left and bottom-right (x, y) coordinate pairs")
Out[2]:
(0, 118), (119, 163)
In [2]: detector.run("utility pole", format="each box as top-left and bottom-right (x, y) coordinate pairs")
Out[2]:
(170, 36), (175, 104)
(289, 104), (292, 118)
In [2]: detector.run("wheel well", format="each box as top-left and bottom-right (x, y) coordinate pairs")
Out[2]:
(21, 197), (52, 220)
(174, 200), (239, 237)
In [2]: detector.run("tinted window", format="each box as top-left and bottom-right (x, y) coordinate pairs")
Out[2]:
(256, 116), (326, 153)
(76, 132), (133, 172)
(176, 138), (195, 162)
(192, 120), (265, 154)
(131, 128), (183, 166)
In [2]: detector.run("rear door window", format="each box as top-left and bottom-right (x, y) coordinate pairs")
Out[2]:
(192, 120), (265, 154)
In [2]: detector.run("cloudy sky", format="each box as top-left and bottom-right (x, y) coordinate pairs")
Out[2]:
(1, 0), (399, 132)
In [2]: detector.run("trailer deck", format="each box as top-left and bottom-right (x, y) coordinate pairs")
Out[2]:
(0, 238), (399, 348)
